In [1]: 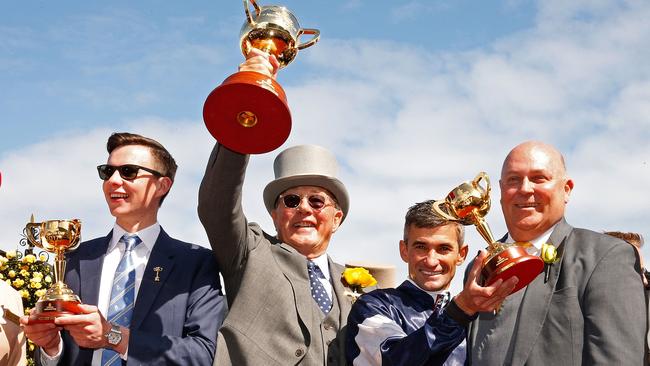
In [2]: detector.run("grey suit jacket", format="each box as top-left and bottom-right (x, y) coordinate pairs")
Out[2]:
(198, 144), (352, 366)
(468, 219), (646, 365)
(45, 228), (225, 366)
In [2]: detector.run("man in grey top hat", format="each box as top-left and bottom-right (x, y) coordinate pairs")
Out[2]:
(199, 141), (351, 365)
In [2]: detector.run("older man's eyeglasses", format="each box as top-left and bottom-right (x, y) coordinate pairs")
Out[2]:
(279, 194), (333, 211)
(97, 164), (163, 181)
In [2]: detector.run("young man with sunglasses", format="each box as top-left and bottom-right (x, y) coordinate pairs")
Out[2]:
(199, 137), (352, 364)
(22, 132), (226, 365)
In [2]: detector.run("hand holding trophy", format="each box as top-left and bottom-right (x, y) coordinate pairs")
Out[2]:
(432, 173), (544, 294)
(203, 0), (320, 154)
(24, 215), (82, 323)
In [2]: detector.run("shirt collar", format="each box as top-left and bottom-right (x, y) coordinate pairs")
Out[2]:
(109, 222), (160, 253)
(309, 253), (330, 281)
(507, 223), (556, 254)
(406, 278), (451, 301)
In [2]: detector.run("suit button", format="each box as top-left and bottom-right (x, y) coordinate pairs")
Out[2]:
(295, 348), (304, 357)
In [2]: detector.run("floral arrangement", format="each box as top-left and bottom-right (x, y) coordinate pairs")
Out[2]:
(0, 247), (54, 365)
(341, 267), (377, 303)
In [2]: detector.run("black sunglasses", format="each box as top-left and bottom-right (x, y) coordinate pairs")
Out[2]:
(279, 194), (333, 211)
(97, 164), (163, 181)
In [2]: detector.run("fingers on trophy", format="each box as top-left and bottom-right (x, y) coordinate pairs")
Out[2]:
(25, 215), (82, 323)
(432, 173), (544, 295)
(203, 0), (320, 154)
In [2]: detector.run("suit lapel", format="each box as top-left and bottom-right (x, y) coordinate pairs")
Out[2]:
(272, 243), (314, 337)
(508, 219), (573, 365)
(79, 232), (111, 305)
(130, 229), (176, 330)
(329, 258), (351, 323)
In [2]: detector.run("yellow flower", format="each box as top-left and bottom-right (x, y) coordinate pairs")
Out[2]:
(19, 289), (30, 299)
(20, 269), (30, 277)
(5, 251), (17, 259)
(541, 243), (559, 264)
(22, 254), (37, 264)
(0, 256), (8, 264)
(35, 289), (47, 298)
(342, 267), (377, 289)
(45, 275), (52, 283)
(8, 270), (16, 278)
(39, 254), (48, 262)
(13, 279), (25, 288)
(32, 271), (43, 279)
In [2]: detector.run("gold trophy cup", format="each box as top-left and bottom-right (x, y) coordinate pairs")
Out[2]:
(203, 0), (320, 154)
(25, 216), (82, 323)
(432, 172), (544, 294)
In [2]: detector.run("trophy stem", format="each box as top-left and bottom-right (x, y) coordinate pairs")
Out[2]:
(54, 250), (66, 284)
(471, 210), (496, 245)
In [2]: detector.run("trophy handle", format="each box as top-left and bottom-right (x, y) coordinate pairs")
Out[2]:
(431, 200), (459, 222)
(296, 28), (320, 50)
(472, 171), (491, 199)
(25, 222), (42, 247)
(243, 0), (262, 25)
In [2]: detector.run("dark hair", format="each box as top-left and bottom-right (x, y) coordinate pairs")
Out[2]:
(403, 200), (464, 245)
(106, 132), (177, 205)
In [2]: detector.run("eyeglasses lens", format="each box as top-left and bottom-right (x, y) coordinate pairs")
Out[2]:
(97, 165), (140, 181)
(282, 194), (327, 210)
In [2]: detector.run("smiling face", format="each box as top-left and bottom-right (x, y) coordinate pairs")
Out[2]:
(102, 144), (172, 232)
(500, 142), (574, 242)
(399, 224), (468, 292)
(271, 185), (343, 259)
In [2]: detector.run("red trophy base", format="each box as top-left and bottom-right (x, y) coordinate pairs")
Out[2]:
(481, 245), (544, 294)
(203, 71), (291, 154)
(30, 298), (83, 324)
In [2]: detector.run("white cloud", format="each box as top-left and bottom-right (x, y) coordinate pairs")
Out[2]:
(2, 0), (649, 297)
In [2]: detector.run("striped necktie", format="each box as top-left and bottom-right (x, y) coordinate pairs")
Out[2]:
(308, 261), (332, 314)
(101, 233), (142, 366)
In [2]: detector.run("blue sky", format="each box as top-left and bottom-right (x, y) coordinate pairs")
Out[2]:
(1, 0), (649, 293)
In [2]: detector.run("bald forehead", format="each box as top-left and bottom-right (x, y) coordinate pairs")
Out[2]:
(502, 141), (566, 177)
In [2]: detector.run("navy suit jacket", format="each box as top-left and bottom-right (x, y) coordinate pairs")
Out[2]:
(53, 228), (224, 365)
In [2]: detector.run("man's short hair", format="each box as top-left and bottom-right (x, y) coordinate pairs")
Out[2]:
(403, 200), (465, 246)
(106, 132), (177, 204)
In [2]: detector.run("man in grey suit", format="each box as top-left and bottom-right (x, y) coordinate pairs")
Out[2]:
(469, 141), (646, 365)
(199, 141), (353, 365)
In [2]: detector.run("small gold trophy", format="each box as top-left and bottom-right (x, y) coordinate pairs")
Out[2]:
(25, 215), (82, 323)
(203, 0), (320, 154)
(432, 172), (544, 294)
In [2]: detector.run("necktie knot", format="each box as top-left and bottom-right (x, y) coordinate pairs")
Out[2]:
(121, 233), (142, 252)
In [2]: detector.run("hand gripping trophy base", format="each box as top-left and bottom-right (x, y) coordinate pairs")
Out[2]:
(203, 71), (291, 154)
(481, 244), (544, 294)
(31, 282), (82, 324)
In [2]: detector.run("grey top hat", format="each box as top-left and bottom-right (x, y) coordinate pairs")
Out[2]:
(263, 145), (349, 222)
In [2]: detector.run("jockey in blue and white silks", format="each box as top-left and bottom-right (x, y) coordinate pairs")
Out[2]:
(346, 279), (476, 366)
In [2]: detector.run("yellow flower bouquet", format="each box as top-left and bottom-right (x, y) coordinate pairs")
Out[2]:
(1, 247), (54, 365)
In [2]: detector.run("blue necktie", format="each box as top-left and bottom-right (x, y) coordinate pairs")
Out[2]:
(101, 233), (142, 366)
(308, 261), (332, 314)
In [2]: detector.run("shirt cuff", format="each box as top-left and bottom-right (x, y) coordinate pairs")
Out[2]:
(445, 299), (478, 327)
(39, 337), (63, 366)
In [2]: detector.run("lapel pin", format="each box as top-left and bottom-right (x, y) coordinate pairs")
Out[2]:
(153, 266), (163, 282)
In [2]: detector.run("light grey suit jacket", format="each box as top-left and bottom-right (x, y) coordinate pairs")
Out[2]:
(468, 218), (646, 365)
(198, 144), (352, 366)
